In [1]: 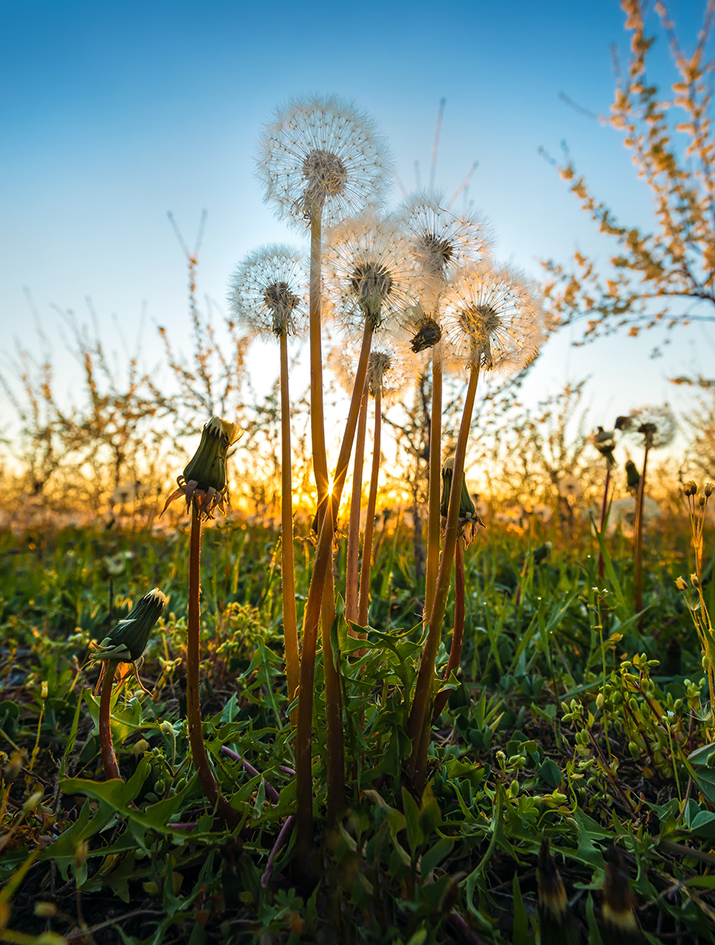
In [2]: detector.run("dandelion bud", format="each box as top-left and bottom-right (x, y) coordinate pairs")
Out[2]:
(625, 460), (640, 492)
(92, 588), (168, 664)
(675, 576), (687, 591)
(683, 480), (698, 497)
(184, 417), (241, 494)
(440, 457), (475, 520)
(705, 482), (714, 497)
(691, 573), (700, 588)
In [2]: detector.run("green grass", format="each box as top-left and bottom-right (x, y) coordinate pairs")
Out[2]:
(0, 515), (713, 944)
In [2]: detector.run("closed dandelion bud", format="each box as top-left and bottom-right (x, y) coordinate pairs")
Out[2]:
(683, 480), (698, 497)
(675, 576), (687, 591)
(164, 417), (242, 519)
(705, 482), (714, 497)
(625, 460), (640, 492)
(440, 457), (475, 520)
(691, 573), (700, 588)
(184, 417), (240, 493)
(596, 692), (605, 709)
(440, 457), (484, 545)
(93, 589), (168, 664)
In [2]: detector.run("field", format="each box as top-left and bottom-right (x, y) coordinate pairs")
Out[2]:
(2, 492), (715, 945)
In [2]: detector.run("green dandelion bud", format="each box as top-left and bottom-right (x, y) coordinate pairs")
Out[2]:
(440, 457), (475, 520)
(184, 417), (241, 493)
(93, 588), (168, 664)
(163, 417), (242, 519)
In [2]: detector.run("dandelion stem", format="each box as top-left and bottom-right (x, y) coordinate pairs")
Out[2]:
(321, 566), (344, 822)
(358, 385), (382, 628)
(187, 503), (240, 827)
(295, 319), (373, 856)
(99, 663), (120, 780)
(407, 362), (480, 793)
(597, 462), (612, 584)
(346, 379), (369, 625)
(433, 539), (465, 722)
(425, 348), (443, 621)
(279, 331), (300, 711)
(309, 212), (330, 524)
(634, 443), (650, 631)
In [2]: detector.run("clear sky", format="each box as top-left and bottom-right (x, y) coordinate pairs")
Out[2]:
(1, 0), (713, 440)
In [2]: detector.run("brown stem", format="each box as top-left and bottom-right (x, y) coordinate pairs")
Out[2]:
(321, 564), (344, 822)
(358, 386), (382, 628)
(309, 212), (329, 522)
(280, 332), (300, 710)
(295, 320), (373, 857)
(634, 444), (650, 631)
(433, 539), (465, 721)
(597, 462), (612, 584)
(407, 363), (480, 793)
(99, 663), (121, 780)
(424, 347), (443, 622)
(346, 380), (369, 625)
(187, 503), (240, 827)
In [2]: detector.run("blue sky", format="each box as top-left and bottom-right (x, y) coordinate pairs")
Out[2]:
(1, 0), (713, 437)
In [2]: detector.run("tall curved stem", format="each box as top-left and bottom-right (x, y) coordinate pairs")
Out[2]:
(295, 320), (373, 857)
(279, 332), (299, 710)
(358, 386), (382, 627)
(634, 443), (650, 632)
(99, 663), (120, 780)
(187, 504), (240, 827)
(597, 462), (612, 584)
(432, 539), (465, 722)
(309, 212), (329, 524)
(425, 348), (443, 621)
(346, 381), (369, 625)
(407, 363), (480, 794)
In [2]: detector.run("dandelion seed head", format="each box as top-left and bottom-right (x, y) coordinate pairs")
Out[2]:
(324, 215), (416, 331)
(441, 263), (545, 376)
(627, 404), (677, 449)
(256, 94), (392, 229)
(228, 244), (308, 341)
(397, 190), (492, 312)
(330, 332), (419, 404)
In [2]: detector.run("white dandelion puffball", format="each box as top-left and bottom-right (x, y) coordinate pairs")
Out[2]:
(228, 244), (308, 340)
(256, 94), (392, 229)
(441, 263), (545, 376)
